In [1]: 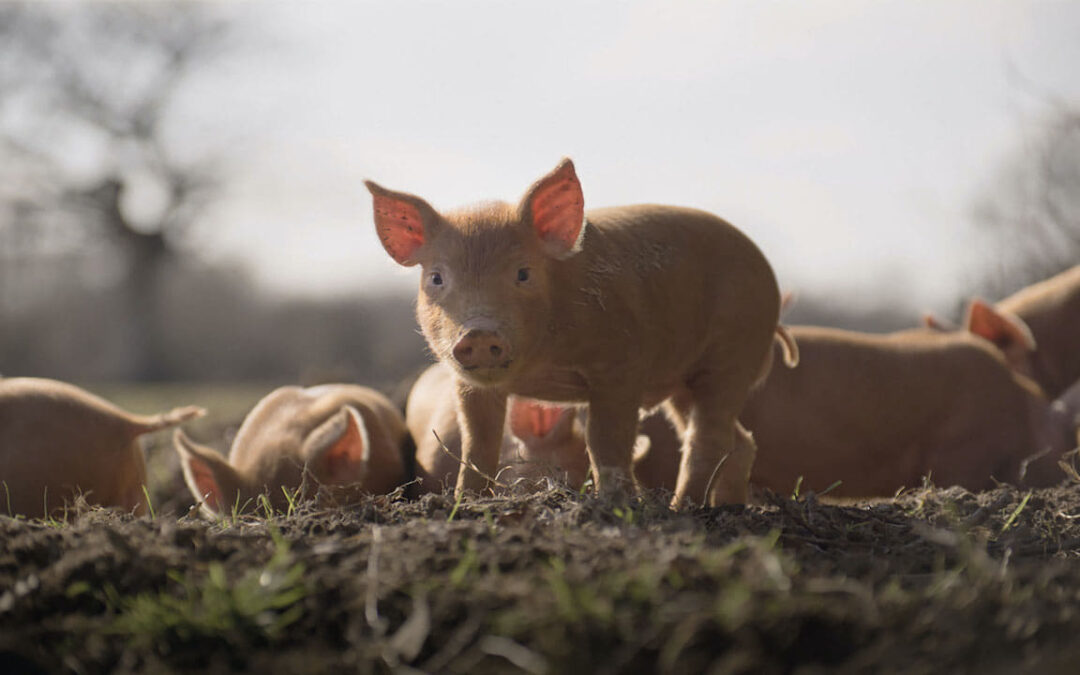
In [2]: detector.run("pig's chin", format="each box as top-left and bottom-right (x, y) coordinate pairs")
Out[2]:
(449, 360), (517, 387)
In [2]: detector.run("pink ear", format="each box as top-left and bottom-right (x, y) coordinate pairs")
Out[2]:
(185, 455), (225, 512)
(174, 429), (240, 514)
(308, 407), (370, 485)
(522, 158), (586, 258)
(509, 398), (571, 440)
(965, 299), (1037, 351)
(365, 181), (432, 266)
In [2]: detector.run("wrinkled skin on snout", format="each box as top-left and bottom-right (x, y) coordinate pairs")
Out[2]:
(369, 158), (785, 506)
(173, 385), (411, 516)
(0, 377), (204, 518)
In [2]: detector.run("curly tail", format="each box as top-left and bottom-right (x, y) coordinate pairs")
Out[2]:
(131, 406), (207, 436)
(775, 325), (799, 368)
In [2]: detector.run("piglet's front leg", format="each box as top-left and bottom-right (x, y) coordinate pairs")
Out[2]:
(454, 379), (508, 495)
(585, 388), (642, 496)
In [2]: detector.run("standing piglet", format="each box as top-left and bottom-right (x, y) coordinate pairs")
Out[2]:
(0, 377), (204, 518)
(406, 362), (589, 493)
(173, 385), (412, 516)
(368, 159), (790, 505)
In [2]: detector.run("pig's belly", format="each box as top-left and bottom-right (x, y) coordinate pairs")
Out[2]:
(509, 368), (681, 410)
(510, 368), (590, 402)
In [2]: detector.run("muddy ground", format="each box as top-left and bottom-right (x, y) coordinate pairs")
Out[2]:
(4, 385), (1080, 674)
(5, 480), (1080, 674)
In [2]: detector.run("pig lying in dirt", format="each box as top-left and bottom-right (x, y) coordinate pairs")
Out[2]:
(741, 322), (1080, 498)
(173, 385), (412, 516)
(407, 363), (590, 492)
(0, 377), (204, 518)
(367, 158), (793, 506)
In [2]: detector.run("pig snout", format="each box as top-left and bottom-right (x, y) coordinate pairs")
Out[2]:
(453, 329), (511, 370)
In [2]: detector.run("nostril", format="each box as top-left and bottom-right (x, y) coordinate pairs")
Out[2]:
(459, 346), (473, 357)
(489, 345), (502, 358)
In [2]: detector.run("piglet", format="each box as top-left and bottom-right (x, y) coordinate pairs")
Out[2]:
(743, 324), (1080, 497)
(173, 384), (412, 516)
(989, 266), (1080, 398)
(368, 159), (790, 506)
(0, 377), (204, 518)
(407, 363), (589, 492)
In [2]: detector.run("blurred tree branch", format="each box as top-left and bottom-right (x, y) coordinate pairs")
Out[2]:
(0, 2), (234, 379)
(972, 103), (1080, 297)
(0, 2), (229, 250)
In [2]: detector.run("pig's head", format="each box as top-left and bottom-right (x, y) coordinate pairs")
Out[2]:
(172, 406), (373, 516)
(366, 159), (586, 386)
(503, 397), (590, 488)
(922, 300), (1037, 377)
(963, 299), (1038, 378)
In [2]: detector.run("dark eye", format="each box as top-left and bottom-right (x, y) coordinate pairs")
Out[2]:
(517, 268), (530, 283)
(430, 271), (443, 287)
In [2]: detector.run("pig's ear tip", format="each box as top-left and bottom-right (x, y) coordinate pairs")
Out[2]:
(363, 179), (383, 195)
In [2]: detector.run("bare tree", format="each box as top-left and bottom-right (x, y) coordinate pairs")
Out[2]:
(971, 106), (1080, 298)
(0, 2), (232, 379)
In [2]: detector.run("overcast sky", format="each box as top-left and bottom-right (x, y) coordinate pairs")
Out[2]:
(181, 0), (1080, 312)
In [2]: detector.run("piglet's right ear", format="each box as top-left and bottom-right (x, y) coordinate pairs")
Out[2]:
(365, 181), (438, 267)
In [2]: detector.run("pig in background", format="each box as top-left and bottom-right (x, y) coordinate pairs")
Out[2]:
(638, 274), (1080, 499)
(368, 158), (794, 506)
(173, 384), (413, 516)
(0, 377), (204, 518)
(406, 363), (590, 493)
(929, 265), (1080, 398)
(741, 312), (1080, 498)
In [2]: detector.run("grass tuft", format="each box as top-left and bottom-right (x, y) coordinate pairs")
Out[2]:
(107, 530), (308, 648)
(142, 485), (156, 519)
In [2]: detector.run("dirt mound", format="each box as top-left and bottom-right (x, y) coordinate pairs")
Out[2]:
(3, 484), (1080, 673)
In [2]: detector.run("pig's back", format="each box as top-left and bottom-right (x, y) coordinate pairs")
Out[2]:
(0, 378), (140, 453)
(234, 385), (408, 459)
(585, 204), (779, 317)
(564, 205), (780, 385)
(745, 326), (1040, 496)
(0, 378), (146, 516)
(585, 205), (769, 268)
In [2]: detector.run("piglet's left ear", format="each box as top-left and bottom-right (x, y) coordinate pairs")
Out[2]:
(304, 406), (370, 486)
(520, 158), (586, 259)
